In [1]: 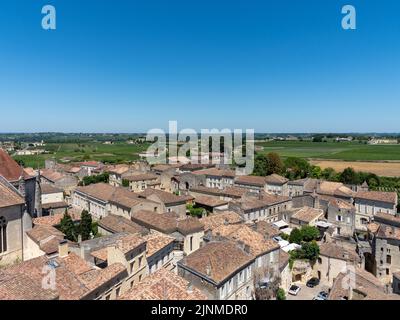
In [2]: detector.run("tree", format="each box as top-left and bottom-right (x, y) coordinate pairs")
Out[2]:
(276, 288), (286, 300)
(79, 210), (93, 241)
(266, 152), (284, 175)
(284, 157), (311, 179)
(122, 179), (130, 188)
(253, 154), (269, 176)
(59, 210), (78, 241)
(300, 225), (320, 242)
(289, 228), (302, 244)
(340, 167), (358, 184)
(186, 204), (206, 218)
(312, 135), (323, 142)
(301, 241), (320, 262)
(310, 165), (322, 179)
(321, 167), (338, 181)
(253, 152), (284, 176)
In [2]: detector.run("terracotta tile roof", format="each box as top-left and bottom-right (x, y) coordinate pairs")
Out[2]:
(151, 164), (182, 173)
(254, 221), (281, 238)
(109, 193), (149, 210)
(75, 183), (117, 202)
(33, 210), (81, 227)
(291, 206), (324, 223)
(131, 210), (204, 235)
(124, 173), (158, 182)
(319, 242), (360, 262)
(139, 188), (191, 205)
(0, 176), (24, 208)
(376, 224), (400, 241)
(211, 224), (279, 257)
(26, 225), (66, 254)
(143, 231), (175, 258)
(41, 169), (67, 182)
(317, 181), (354, 198)
(67, 167), (82, 174)
(76, 183), (143, 206)
(98, 214), (147, 235)
(107, 164), (131, 175)
(0, 148), (31, 181)
(119, 268), (207, 300)
(374, 212), (400, 227)
(179, 163), (214, 171)
(90, 234), (146, 261)
(192, 168), (236, 178)
(176, 217), (205, 235)
(200, 211), (243, 231)
(79, 263), (126, 291)
(194, 195), (228, 207)
(42, 201), (69, 210)
(41, 184), (63, 194)
(355, 191), (398, 204)
(328, 198), (355, 210)
(1, 253), (126, 300)
(235, 175), (266, 187)
(78, 161), (101, 167)
(287, 178), (310, 186)
(0, 272), (59, 300)
(329, 267), (400, 300)
(265, 174), (288, 185)
(190, 186), (247, 199)
(179, 241), (254, 285)
(232, 193), (290, 211)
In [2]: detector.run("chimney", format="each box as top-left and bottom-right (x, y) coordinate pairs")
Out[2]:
(206, 265), (211, 276)
(58, 240), (69, 258)
(244, 244), (251, 254)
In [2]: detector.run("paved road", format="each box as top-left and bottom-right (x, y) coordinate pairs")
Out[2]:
(286, 282), (330, 300)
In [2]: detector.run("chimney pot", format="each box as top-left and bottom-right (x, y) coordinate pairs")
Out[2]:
(58, 240), (69, 258)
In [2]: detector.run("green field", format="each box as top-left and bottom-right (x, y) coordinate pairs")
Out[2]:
(256, 141), (400, 161)
(13, 142), (150, 168)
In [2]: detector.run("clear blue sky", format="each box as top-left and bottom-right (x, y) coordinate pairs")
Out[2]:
(1, 0), (399, 133)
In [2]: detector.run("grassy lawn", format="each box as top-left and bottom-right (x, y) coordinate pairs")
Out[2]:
(13, 142), (150, 168)
(256, 141), (400, 161)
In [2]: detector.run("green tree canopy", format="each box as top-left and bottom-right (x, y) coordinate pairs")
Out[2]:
(276, 288), (286, 300)
(289, 228), (302, 244)
(284, 157), (311, 179)
(59, 210), (78, 242)
(340, 167), (358, 184)
(300, 241), (320, 262)
(300, 225), (320, 242)
(253, 152), (284, 176)
(79, 210), (93, 241)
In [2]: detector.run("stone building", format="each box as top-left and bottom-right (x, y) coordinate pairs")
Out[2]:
(131, 210), (204, 256)
(327, 198), (356, 237)
(177, 241), (255, 300)
(0, 176), (27, 266)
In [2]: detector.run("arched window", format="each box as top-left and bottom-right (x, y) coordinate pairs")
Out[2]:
(0, 217), (7, 253)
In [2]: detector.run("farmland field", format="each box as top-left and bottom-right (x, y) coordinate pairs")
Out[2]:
(310, 160), (400, 177)
(12, 142), (150, 168)
(256, 141), (400, 177)
(256, 141), (400, 161)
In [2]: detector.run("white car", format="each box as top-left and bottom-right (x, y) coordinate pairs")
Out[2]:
(288, 285), (301, 296)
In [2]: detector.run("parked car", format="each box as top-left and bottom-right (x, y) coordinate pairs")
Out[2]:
(288, 285), (301, 296)
(317, 291), (329, 300)
(306, 277), (320, 288)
